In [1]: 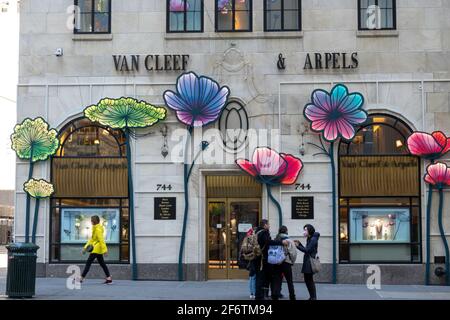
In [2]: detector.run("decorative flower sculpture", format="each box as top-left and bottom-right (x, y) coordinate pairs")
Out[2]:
(407, 131), (450, 285)
(11, 117), (59, 162)
(84, 97), (167, 281)
(11, 117), (59, 244)
(303, 84), (367, 284)
(170, 0), (189, 11)
(407, 131), (450, 160)
(304, 84), (367, 142)
(237, 147), (303, 227)
(24, 179), (55, 244)
(24, 179), (55, 199)
(163, 72), (230, 127)
(424, 162), (450, 286)
(84, 97), (166, 130)
(163, 72), (230, 281)
(218, 0), (232, 11)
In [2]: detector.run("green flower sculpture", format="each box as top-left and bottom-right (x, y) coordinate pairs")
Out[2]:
(24, 179), (55, 199)
(84, 97), (167, 129)
(24, 179), (55, 244)
(11, 117), (59, 244)
(84, 97), (167, 280)
(11, 117), (59, 162)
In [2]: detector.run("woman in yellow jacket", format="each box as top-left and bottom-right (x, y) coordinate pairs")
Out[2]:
(80, 215), (112, 284)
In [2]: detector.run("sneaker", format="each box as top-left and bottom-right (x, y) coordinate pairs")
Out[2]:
(103, 278), (113, 284)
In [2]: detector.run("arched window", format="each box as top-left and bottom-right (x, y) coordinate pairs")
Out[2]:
(50, 118), (129, 263)
(218, 101), (249, 152)
(338, 114), (421, 264)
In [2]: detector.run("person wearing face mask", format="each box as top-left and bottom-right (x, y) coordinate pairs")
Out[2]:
(294, 224), (320, 300)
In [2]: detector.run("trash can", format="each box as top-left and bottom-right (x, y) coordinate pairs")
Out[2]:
(5, 243), (39, 298)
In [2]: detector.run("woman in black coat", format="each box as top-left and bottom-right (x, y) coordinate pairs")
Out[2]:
(295, 224), (320, 300)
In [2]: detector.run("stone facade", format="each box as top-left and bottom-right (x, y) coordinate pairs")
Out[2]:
(16, 0), (450, 284)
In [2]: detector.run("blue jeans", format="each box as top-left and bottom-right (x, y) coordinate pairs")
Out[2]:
(249, 274), (256, 295)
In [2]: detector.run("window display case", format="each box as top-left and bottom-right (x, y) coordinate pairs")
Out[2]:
(349, 208), (410, 243)
(61, 208), (120, 244)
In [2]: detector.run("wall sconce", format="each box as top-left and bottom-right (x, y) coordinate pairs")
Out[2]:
(160, 124), (169, 158)
(299, 122), (309, 156)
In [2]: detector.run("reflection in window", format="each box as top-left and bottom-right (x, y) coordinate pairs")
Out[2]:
(264, 0), (301, 31)
(216, 0), (252, 32)
(168, 0), (203, 32)
(340, 115), (411, 155)
(75, 0), (111, 34)
(358, 0), (396, 30)
(57, 118), (126, 157)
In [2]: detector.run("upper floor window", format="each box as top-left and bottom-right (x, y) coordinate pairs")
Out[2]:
(216, 0), (252, 32)
(358, 0), (396, 30)
(264, 0), (301, 31)
(167, 0), (204, 33)
(74, 0), (111, 34)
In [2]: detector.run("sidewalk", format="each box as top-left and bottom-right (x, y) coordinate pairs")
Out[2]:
(1, 277), (450, 300)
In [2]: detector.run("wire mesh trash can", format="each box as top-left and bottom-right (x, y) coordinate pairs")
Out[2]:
(6, 243), (39, 298)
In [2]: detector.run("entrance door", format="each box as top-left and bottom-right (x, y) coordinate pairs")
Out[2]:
(207, 198), (260, 279)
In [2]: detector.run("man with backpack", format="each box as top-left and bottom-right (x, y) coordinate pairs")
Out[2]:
(250, 219), (288, 300)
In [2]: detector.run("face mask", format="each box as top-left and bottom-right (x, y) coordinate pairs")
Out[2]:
(303, 230), (309, 237)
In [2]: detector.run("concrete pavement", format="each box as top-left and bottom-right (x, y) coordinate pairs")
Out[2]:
(1, 276), (450, 300)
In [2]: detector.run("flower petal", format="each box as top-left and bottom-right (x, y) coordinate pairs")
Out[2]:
(330, 85), (349, 111)
(338, 93), (364, 113)
(407, 132), (443, 157)
(235, 159), (258, 177)
(425, 162), (450, 186)
(252, 147), (286, 177)
(279, 154), (303, 185)
(312, 90), (332, 112)
(432, 131), (450, 155)
(324, 121), (339, 141)
(163, 91), (191, 112)
(304, 103), (330, 121)
(345, 110), (368, 125)
(336, 118), (356, 140)
(177, 72), (199, 108)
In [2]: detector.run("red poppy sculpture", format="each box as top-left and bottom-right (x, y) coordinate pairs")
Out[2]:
(424, 162), (450, 285)
(236, 147), (303, 227)
(407, 131), (450, 285)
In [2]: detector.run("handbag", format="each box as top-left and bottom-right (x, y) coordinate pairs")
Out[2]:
(85, 244), (94, 253)
(309, 254), (321, 274)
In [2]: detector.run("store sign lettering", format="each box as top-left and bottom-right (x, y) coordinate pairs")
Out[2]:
(113, 54), (190, 72)
(341, 158), (417, 169)
(304, 52), (358, 70)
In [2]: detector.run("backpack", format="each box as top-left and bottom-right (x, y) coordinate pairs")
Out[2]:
(240, 230), (263, 261)
(267, 245), (286, 265)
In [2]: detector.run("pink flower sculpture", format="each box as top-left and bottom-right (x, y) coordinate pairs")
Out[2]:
(236, 147), (303, 186)
(407, 131), (450, 160)
(424, 162), (450, 189)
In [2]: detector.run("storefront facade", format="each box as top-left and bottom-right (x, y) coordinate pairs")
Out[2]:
(15, 0), (450, 284)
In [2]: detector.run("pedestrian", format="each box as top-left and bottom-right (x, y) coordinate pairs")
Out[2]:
(273, 226), (297, 300)
(295, 224), (320, 300)
(79, 215), (112, 284)
(254, 219), (288, 300)
(246, 228), (257, 299)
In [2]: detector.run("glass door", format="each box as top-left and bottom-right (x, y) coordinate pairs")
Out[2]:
(207, 198), (260, 279)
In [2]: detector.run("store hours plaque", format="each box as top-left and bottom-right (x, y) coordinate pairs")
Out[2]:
(291, 197), (314, 220)
(154, 197), (176, 220)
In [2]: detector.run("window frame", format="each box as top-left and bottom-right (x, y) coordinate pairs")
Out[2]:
(74, 0), (112, 34)
(215, 0), (253, 32)
(166, 0), (204, 33)
(263, 0), (302, 32)
(358, 0), (396, 31)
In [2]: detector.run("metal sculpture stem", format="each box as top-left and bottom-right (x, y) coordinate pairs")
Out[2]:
(125, 130), (138, 280)
(425, 183), (433, 285)
(267, 184), (283, 228)
(329, 143), (337, 284)
(178, 126), (193, 281)
(31, 198), (40, 244)
(438, 188), (450, 286)
(25, 148), (34, 243)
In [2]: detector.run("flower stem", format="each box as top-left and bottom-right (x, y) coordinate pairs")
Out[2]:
(425, 183), (433, 285)
(267, 184), (282, 228)
(31, 198), (40, 244)
(438, 188), (450, 286)
(329, 143), (337, 284)
(178, 126), (193, 281)
(125, 130), (138, 280)
(25, 148), (34, 243)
